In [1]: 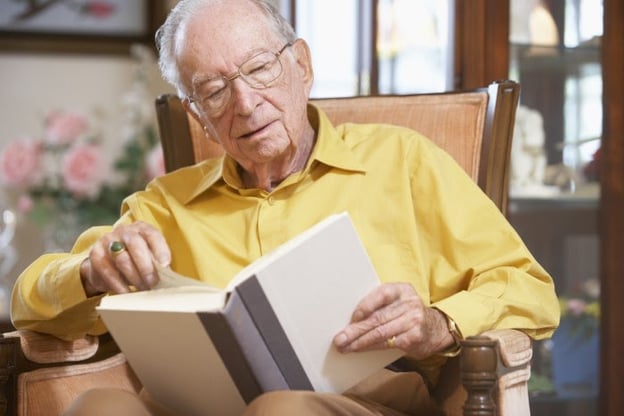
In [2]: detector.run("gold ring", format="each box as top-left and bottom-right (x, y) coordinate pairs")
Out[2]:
(109, 241), (126, 258)
(386, 335), (397, 349)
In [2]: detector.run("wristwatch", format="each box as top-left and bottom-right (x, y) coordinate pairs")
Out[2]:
(435, 308), (463, 356)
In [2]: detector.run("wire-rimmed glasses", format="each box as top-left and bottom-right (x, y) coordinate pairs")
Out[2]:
(187, 42), (293, 117)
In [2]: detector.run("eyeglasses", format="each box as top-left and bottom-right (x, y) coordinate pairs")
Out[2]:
(188, 42), (293, 117)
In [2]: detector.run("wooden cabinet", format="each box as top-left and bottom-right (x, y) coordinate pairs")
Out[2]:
(508, 195), (599, 295)
(510, 42), (601, 166)
(461, 2), (623, 415)
(507, 2), (601, 413)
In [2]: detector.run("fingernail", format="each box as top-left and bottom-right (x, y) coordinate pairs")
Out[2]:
(158, 256), (171, 268)
(334, 332), (348, 347)
(352, 310), (364, 322)
(145, 273), (158, 287)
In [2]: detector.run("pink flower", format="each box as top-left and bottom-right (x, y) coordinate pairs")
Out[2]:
(17, 195), (34, 214)
(45, 111), (89, 145)
(61, 144), (107, 198)
(0, 138), (42, 188)
(566, 298), (588, 316)
(145, 146), (165, 181)
(81, 1), (116, 18)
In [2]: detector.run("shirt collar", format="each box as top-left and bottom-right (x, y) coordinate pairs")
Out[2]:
(183, 103), (366, 204)
(307, 103), (366, 173)
(182, 158), (225, 204)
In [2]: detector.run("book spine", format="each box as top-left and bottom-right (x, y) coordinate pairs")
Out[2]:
(197, 291), (290, 404)
(236, 275), (314, 391)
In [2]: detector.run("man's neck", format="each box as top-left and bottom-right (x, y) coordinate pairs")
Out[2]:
(241, 125), (316, 192)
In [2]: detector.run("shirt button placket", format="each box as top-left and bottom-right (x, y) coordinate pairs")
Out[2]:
(257, 194), (281, 255)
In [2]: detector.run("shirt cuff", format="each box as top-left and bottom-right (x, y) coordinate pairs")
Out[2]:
(432, 307), (463, 357)
(53, 254), (92, 309)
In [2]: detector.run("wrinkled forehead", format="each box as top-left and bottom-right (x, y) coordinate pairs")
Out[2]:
(175, 2), (282, 92)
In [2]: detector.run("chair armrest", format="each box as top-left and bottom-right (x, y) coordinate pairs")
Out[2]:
(461, 329), (532, 416)
(3, 330), (98, 364)
(0, 330), (141, 416)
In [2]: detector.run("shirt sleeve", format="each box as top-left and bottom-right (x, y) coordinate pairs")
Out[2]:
(11, 224), (122, 340)
(10, 179), (181, 341)
(408, 137), (560, 340)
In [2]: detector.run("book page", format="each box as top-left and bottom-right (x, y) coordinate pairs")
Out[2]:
(98, 261), (226, 312)
(153, 260), (221, 291)
(98, 286), (228, 312)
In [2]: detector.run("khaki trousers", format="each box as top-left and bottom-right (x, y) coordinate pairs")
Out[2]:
(63, 369), (443, 416)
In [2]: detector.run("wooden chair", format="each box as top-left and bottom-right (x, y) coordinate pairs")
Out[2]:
(0, 80), (531, 416)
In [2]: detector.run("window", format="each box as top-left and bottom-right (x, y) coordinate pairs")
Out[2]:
(377, 0), (453, 94)
(291, 0), (454, 97)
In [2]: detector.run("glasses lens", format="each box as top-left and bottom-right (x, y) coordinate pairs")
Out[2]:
(241, 52), (282, 87)
(195, 79), (229, 113)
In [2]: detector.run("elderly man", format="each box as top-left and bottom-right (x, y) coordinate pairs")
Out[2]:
(12, 0), (559, 414)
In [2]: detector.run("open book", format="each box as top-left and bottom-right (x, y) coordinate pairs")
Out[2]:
(97, 212), (404, 416)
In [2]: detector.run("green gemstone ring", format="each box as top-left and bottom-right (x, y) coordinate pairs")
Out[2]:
(109, 241), (126, 257)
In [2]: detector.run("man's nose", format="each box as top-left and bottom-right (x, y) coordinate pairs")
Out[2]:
(229, 78), (259, 115)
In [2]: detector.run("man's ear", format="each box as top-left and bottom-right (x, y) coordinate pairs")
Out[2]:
(291, 39), (314, 93)
(182, 97), (203, 125)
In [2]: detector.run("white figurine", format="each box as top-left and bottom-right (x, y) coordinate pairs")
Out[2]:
(510, 105), (554, 195)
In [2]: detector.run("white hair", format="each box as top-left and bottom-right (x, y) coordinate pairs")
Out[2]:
(155, 0), (297, 97)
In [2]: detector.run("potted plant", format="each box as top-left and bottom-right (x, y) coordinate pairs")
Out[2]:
(551, 277), (600, 398)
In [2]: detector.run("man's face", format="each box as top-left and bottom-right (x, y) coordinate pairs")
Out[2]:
(176, 0), (314, 171)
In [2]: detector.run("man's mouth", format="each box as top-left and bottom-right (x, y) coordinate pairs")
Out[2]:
(239, 121), (273, 139)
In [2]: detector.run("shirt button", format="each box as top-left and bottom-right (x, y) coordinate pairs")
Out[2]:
(267, 196), (275, 205)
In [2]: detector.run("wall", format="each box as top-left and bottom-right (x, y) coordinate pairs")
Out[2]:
(0, 49), (174, 320)
(0, 0), (287, 322)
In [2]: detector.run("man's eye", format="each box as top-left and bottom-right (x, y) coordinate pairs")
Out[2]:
(202, 86), (227, 102)
(247, 60), (272, 75)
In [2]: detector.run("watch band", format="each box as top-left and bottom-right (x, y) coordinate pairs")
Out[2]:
(434, 307), (463, 356)
(445, 312), (463, 347)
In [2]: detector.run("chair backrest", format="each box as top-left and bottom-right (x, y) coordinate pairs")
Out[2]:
(155, 80), (519, 214)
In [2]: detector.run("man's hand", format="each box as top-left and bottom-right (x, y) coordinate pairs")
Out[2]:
(79, 221), (171, 297)
(333, 282), (454, 360)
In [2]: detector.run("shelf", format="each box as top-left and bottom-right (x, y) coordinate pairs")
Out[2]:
(511, 43), (600, 71)
(509, 183), (599, 212)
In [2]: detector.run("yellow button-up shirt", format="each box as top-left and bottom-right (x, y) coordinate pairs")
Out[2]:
(11, 105), (559, 352)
